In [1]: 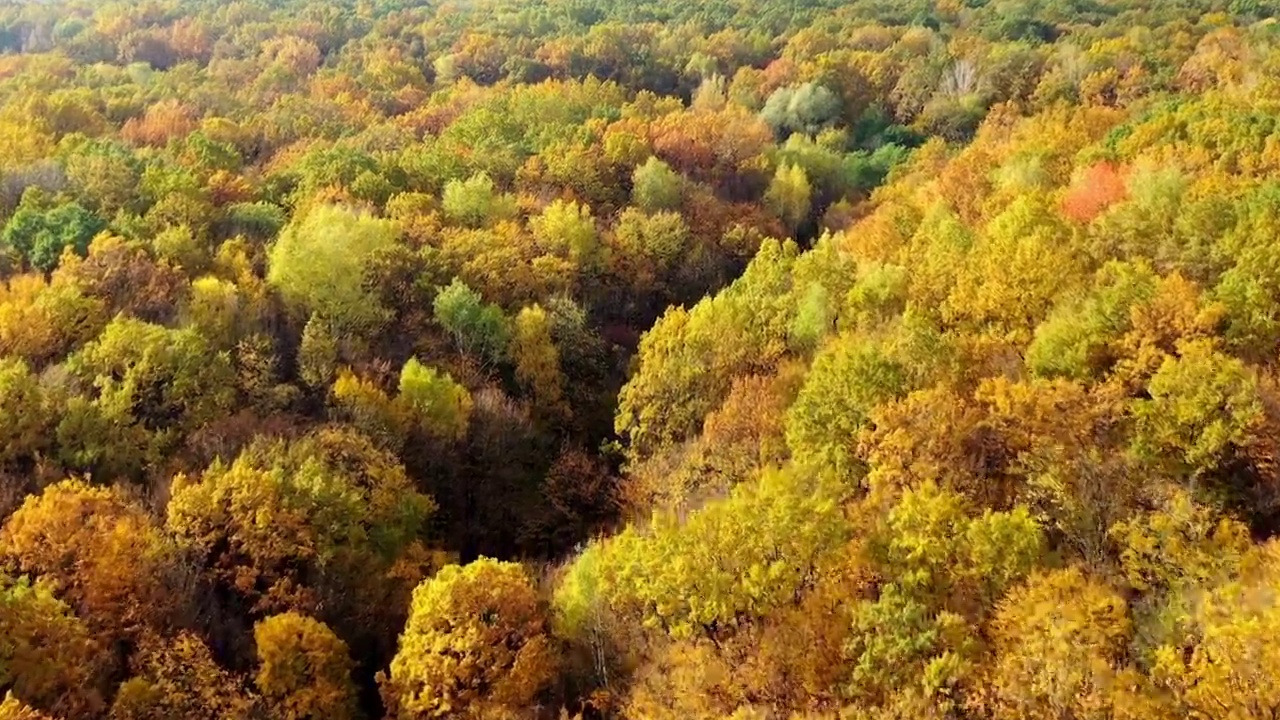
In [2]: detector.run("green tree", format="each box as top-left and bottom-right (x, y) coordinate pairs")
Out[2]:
(871, 482), (1046, 611)
(842, 583), (973, 711)
(62, 138), (141, 217)
(631, 157), (683, 213)
(1025, 261), (1159, 380)
(441, 173), (517, 229)
(2, 202), (106, 272)
(183, 276), (247, 349)
(432, 279), (510, 362)
(761, 83), (842, 137)
(398, 358), (473, 441)
(68, 316), (235, 429)
(267, 205), (397, 335)
(786, 334), (908, 485)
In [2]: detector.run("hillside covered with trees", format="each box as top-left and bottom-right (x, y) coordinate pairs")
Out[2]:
(3, 0), (1280, 718)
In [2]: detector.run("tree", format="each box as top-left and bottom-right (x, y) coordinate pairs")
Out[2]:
(65, 316), (236, 465)
(441, 173), (517, 229)
(380, 559), (557, 719)
(109, 632), (257, 720)
(167, 429), (436, 622)
(1131, 339), (1262, 482)
(622, 369), (801, 513)
(254, 613), (360, 720)
(432, 279), (510, 362)
(267, 205), (397, 335)
(0, 480), (178, 641)
(119, 99), (196, 147)
(511, 305), (568, 420)
(988, 568), (1138, 720)
(621, 640), (749, 720)
(1, 201), (106, 272)
(786, 334), (908, 485)
(1109, 487), (1251, 595)
(0, 694), (55, 720)
(0, 274), (106, 368)
(761, 83), (842, 137)
(53, 233), (185, 323)
(183, 276), (247, 349)
(1153, 545), (1280, 719)
(0, 358), (54, 467)
(842, 583), (974, 712)
(615, 240), (800, 461)
(1062, 162), (1129, 224)
(943, 193), (1083, 342)
(330, 370), (410, 451)
(556, 468), (848, 641)
(870, 482), (1046, 613)
(631, 157), (683, 213)
(297, 314), (339, 390)
(398, 358), (473, 441)
(530, 200), (599, 269)
(607, 208), (690, 293)
(764, 163), (812, 235)
(1025, 261), (1158, 381)
(62, 138), (141, 217)
(0, 574), (103, 718)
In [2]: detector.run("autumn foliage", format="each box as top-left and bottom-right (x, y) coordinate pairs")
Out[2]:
(2, 0), (1280, 719)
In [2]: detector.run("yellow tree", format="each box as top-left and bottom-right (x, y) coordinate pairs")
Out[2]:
(0, 693), (55, 720)
(380, 559), (556, 719)
(110, 632), (258, 720)
(1153, 542), (1280, 719)
(167, 428), (436, 632)
(254, 612), (361, 720)
(0, 574), (104, 718)
(330, 369), (410, 451)
(0, 479), (178, 641)
(511, 304), (568, 421)
(987, 568), (1142, 720)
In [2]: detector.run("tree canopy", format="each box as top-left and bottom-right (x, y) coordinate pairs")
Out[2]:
(2, 0), (1280, 718)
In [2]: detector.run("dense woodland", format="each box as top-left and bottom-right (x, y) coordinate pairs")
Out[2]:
(4, 0), (1280, 718)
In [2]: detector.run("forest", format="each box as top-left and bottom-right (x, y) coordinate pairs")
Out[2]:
(1, 0), (1280, 717)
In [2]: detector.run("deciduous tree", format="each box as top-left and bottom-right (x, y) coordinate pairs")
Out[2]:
(380, 559), (556, 720)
